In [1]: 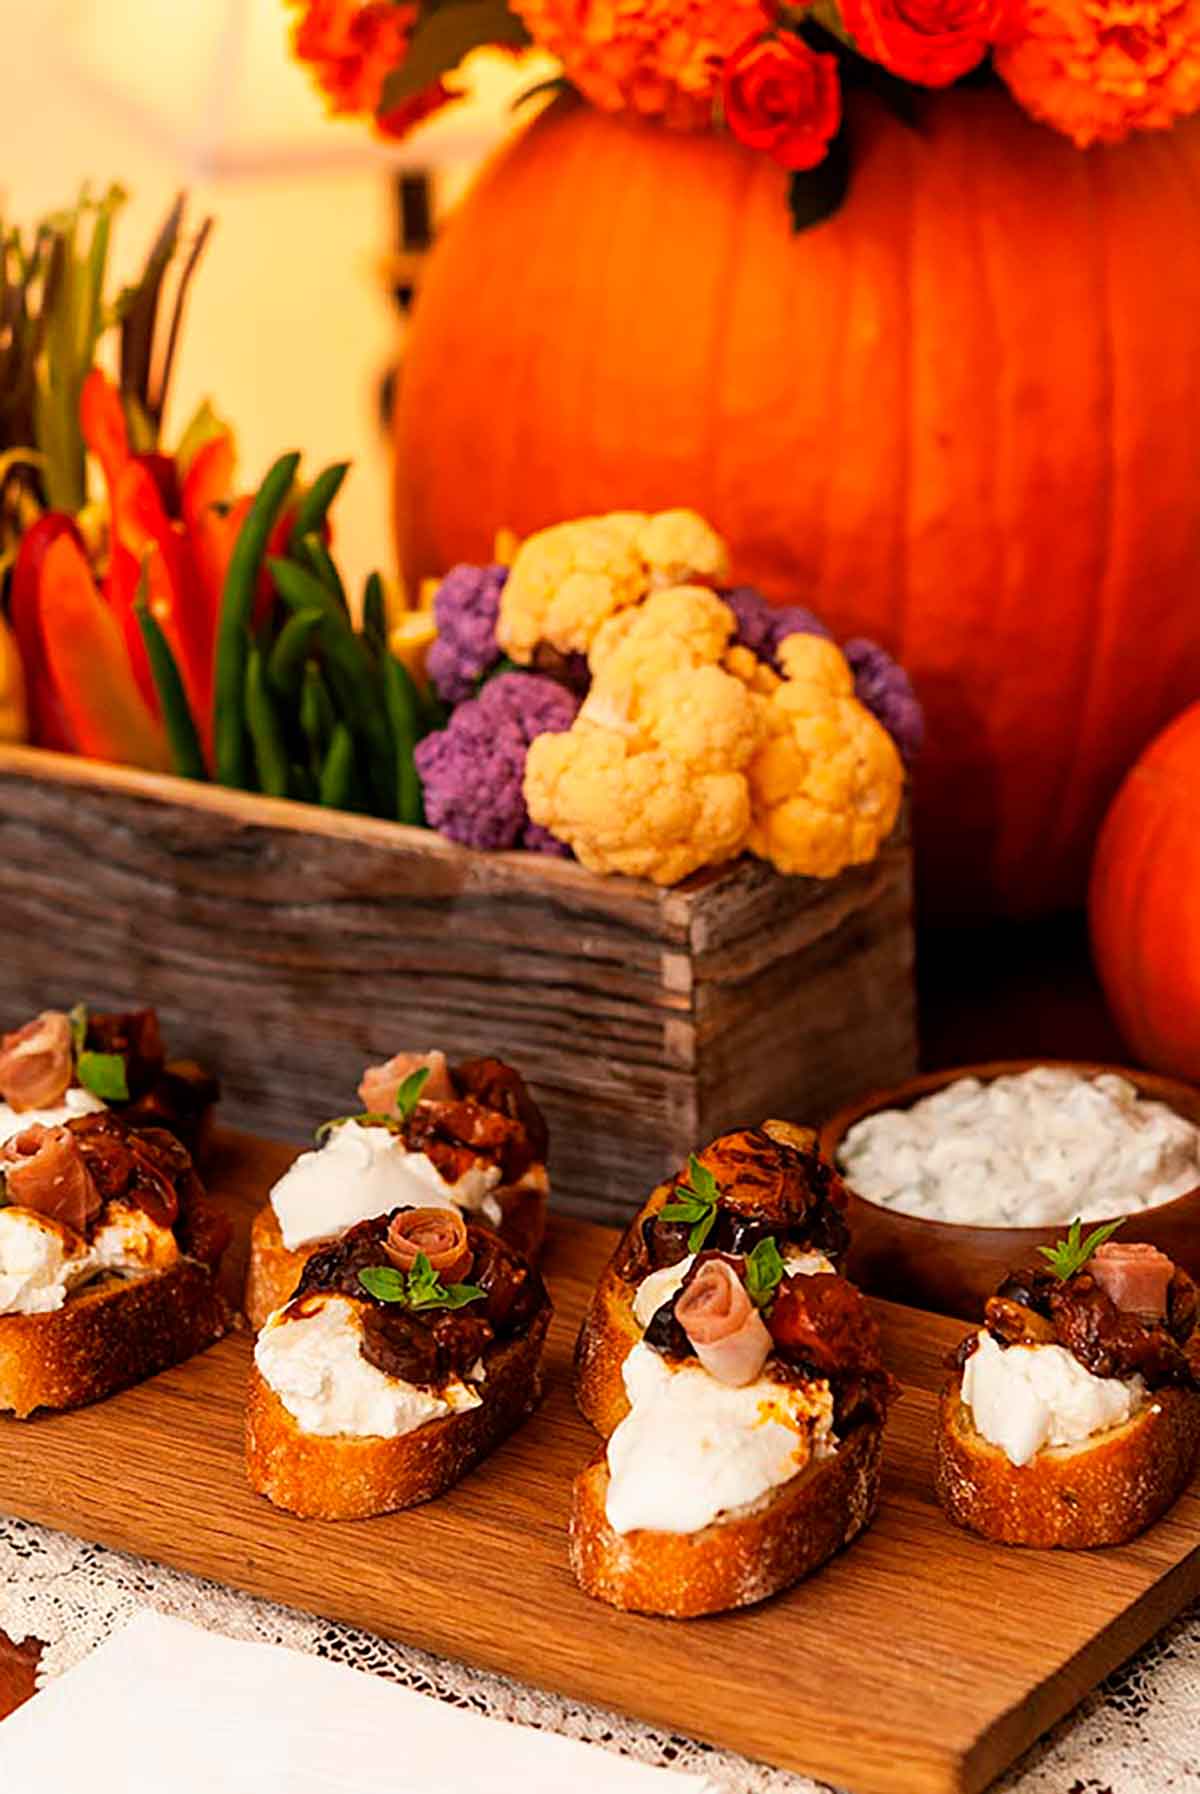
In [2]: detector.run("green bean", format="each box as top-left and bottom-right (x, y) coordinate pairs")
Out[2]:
(135, 589), (207, 782)
(383, 654), (424, 826)
(289, 761), (316, 804)
(299, 659), (335, 765)
(244, 647), (290, 798)
(270, 554), (393, 812)
(297, 533), (350, 613)
(318, 721), (355, 809)
(214, 450), (300, 788)
(288, 462), (348, 551)
(362, 572), (387, 655)
(267, 606), (323, 700)
(267, 555), (342, 625)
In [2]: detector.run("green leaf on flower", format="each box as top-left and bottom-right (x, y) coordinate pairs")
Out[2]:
(788, 127), (850, 235)
(744, 1237), (787, 1309)
(75, 1050), (129, 1102)
(1037, 1217), (1125, 1283)
(379, 2), (531, 112)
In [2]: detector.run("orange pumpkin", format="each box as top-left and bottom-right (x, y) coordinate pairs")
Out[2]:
(394, 89), (1200, 919)
(1089, 703), (1200, 1083)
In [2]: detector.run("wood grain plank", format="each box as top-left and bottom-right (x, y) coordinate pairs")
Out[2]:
(0, 1129), (1195, 1794)
(0, 748), (917, 1221)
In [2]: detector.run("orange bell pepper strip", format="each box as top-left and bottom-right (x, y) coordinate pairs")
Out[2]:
(39, 534), (171, 771)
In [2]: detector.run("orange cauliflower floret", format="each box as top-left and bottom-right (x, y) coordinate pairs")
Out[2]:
(583, 584), (765, 772)
(523, 725), (750, 885)
(746, 634), (904, 878)
(497, 511), (729, 664)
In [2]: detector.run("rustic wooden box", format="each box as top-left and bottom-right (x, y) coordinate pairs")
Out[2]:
(0, 746), (916, 1222)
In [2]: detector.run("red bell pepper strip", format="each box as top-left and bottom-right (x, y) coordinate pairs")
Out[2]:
(181, 431), (234, 536)
(39, 534), (171, 771)
(8, 514), (85, 751)
(111, 461), (209, 723)
(79, 368), (130, 515)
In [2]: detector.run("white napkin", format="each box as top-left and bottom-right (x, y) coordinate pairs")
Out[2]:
(0, 1611), (716, 1794)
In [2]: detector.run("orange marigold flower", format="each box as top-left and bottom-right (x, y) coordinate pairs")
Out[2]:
(839, 0), (1013, 86)
(289, 0), (453, 136)
(996, 0), (1200, 144)
(510, 0), (772, 129)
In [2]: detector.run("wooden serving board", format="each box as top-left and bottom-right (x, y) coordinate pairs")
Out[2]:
(1, 1130), (1197, 1794)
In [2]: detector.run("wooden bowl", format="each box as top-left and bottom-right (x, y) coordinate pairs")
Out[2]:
(819, 1060), (1200, 1320)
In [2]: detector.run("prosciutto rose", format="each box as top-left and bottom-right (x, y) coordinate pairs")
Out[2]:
(1, 1123), (101, 1233)
(0, 1011), (74, 1112)
(358, 1049), (455, 1116)
(383, 1206), (472, 1283)
(1090, 1241), (1175, 1322)
(676, 1258), (772, 1387)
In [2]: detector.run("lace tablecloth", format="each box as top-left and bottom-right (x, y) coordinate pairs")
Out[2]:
(1, 1515), (1197, 1793)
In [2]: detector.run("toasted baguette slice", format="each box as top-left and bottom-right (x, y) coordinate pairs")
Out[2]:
(0, 1261), (231, 1419)
(934, 1378), (1200, 1548)
(244, 1180), (549, 1333)
(575, 1182), (673, 1434)
(569, 1418), (883, 1617)
(246, 1304), (550, 1519)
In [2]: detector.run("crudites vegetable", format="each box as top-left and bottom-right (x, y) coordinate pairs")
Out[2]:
(497, 509), (729, 665)
(746, 635), (904, 878)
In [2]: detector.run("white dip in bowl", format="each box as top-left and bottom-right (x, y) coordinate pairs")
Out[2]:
(837, 1066), (1200, 1227)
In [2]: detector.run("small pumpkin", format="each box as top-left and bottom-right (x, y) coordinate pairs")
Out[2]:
(1089, 703), (1200, 1083)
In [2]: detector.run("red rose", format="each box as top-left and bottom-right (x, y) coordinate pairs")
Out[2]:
(839, 0), (1009, 86)
(722, 32), (843, 172)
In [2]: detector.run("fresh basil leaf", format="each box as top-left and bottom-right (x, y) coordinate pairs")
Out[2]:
(660, 1195), (708, 1224)
(1037, 1216), (1124, 1282)
(686, 1154), (719, 1201)
(394, 1066), (431, 1121)
(75, 1050), (129, 1102)
(358, 1265), (410, 1303)
(315, 1111), (402, 1145)
(68, 1002), (88, 1056)
(688, 1207), (717, 1255)
(437, 1282), (486, 1311)
(745, 1237), (786, 1308)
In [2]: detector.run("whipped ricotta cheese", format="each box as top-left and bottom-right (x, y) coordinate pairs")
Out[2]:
(0, 1085), (106, 1149)
(961, 1329), (1145, 1467)
(0, 1202), (179, 1316)
(255, 1293), (481, 1438)
(603, 1341), (835, 1535)
(838, 1067), (1200, 1227)
(270, 1120), (502, 1251)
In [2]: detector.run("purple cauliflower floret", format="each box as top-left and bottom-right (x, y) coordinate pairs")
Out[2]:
(723, 584), (832, 669)
(844, 637), (925, 766)
(426, 563), (508, 705)
(414, 672), (579, 854)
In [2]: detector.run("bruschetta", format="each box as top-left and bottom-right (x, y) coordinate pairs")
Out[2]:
(0, 1002), (218, 1159)
(244, 1050), (549, 1331)
(575, 1121), (851, 1434)
(569, 1240), (895, 1616)
(935, 1226), (1200, 1547)
(0, 1110), (231, 1417)
(246, 1206), (551, 1519)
